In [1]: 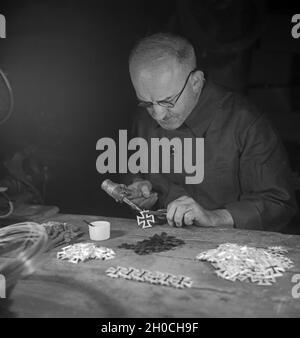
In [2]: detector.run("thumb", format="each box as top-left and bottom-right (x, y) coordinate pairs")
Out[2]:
(184, 210), (194, 226)
(141, 184), (151, 198)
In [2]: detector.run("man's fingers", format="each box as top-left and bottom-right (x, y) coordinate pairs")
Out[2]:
(174, 206), (184, 227)
(141, 184), (151, 198)
(139, 194), (158, 209)
(166, 204), (176, 227)
(167, 202), (186, 227)
(130, 197), (146, 206)
(126, 181), (152, 199)
(184, 210), (194, 225)
(130, 193), (158, 209)
(126, 187), (141, 199)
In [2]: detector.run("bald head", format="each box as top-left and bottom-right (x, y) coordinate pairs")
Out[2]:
(129, 33), (196, 75)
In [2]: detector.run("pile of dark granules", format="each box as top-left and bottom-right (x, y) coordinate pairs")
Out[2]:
(118, 232), (185, 255)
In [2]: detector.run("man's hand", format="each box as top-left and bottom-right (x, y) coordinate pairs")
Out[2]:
(166, 195), (234, 228)
(126, 179), (158, 210)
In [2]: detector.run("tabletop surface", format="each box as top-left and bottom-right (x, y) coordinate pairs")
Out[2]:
(4, 214), (300, 318)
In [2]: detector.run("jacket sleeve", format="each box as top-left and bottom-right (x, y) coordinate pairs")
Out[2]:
(225, 114), (297, 232)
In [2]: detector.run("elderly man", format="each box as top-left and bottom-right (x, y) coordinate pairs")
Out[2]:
(125, 33), (297, 232)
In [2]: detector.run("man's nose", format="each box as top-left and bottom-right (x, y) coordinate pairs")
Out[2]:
(150, 104), (167, 121)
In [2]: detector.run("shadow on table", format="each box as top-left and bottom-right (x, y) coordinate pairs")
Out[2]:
(110, 229), (126, 239)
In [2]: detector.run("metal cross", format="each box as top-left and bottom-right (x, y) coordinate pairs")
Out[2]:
(136, 210), (155, 229)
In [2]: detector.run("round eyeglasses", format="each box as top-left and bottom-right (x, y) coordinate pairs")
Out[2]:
(137, 68), (197, 109)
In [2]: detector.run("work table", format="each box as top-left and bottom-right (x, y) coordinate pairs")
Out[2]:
(5, 214), (300, 317)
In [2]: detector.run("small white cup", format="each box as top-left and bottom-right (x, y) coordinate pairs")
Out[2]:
(88, 221), (110, 241)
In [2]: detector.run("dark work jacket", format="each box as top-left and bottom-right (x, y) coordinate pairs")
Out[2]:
(130, 80), (297, 232)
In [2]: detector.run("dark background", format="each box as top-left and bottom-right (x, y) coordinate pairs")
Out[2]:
(0, 0), (300, 230)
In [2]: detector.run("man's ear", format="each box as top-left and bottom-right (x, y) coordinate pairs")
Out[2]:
(191, 70), (205, 93)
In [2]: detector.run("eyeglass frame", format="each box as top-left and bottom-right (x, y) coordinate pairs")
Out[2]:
(137, 68), (198, 109)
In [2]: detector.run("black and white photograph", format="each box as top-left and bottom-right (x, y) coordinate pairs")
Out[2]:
(0, 0), (300, 321)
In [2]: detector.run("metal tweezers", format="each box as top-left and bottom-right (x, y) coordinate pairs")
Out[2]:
(147, 209), (167, 217)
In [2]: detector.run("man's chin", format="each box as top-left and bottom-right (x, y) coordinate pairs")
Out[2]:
(158, 119), (183, 130)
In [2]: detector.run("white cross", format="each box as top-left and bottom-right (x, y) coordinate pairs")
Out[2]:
(136, 210), (155, 229)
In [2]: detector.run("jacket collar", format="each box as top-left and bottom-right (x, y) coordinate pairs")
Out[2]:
(183, 79), (225, 137)
(151, 78), (229, 137)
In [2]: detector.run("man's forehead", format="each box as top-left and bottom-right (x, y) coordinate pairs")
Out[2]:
(138, 57), (180, 76)
(140, 67), (173, 86)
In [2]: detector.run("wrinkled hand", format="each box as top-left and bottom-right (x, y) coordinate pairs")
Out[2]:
(126, 179), (158, 210)
(166, 196), (215, 227)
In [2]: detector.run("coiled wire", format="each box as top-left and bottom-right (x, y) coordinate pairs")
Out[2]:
(0, 191), (14, 219)
(0, 222), (48, 289)
(0, 68), (13, 125)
